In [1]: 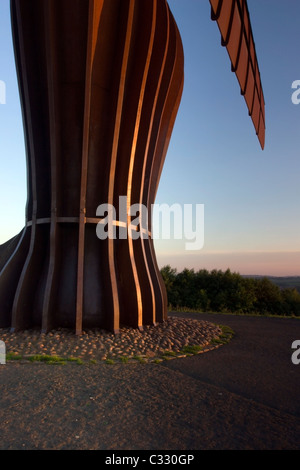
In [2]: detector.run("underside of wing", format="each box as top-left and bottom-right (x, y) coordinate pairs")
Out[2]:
(209, 0), (265, 149)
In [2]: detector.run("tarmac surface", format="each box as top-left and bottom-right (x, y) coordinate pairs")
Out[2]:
(0, 312), (299, 450)
(167, 312), (300, 418)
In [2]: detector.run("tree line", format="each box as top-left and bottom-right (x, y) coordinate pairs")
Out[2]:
(160, 266), (300, 317)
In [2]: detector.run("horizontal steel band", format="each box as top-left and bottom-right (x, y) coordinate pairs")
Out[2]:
(26, 217), (151, 236)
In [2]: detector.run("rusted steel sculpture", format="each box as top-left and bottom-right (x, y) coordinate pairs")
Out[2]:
(0, 0), (264, 334)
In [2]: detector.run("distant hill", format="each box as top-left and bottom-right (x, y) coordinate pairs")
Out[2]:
(242, 275), (300, 293)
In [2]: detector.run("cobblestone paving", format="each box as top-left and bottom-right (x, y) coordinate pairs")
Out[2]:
(0, 317), (225, 363)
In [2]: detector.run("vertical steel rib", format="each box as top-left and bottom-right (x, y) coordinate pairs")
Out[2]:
(146, 4), (184, 322)
(139, 0), (170, 325)
(41, 1), (59, 333)
(107, 0), (136, 333)
(11, 1), (39, 331)
(138, 0), (167, 326)
(126, 0), (157, 328)
(76, 0), (103, 335)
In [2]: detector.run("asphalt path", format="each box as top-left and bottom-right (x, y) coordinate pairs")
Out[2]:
(0, 312), (299, 451)
(168, 312), (300, 418)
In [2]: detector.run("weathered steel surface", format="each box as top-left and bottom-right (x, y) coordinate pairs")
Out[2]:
(0, 0), (184, 333)
(209, 0), (265, 149)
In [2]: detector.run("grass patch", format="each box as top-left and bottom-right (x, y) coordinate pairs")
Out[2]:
(7, 352), (85, 365)
(162, 350), (177, 357)
(66, 356), (84, 365)
(170, 309), (300, 319)
(28, 354), (66, 364)
(105, 358), (115, 365)
(119, 356), (129, 363)
(6, 352), (23, 361)
(132, 355), (147, 364)
(161, 350), (178, 361)
(181, 345), (203, 355)
(211, 325), (234, 345)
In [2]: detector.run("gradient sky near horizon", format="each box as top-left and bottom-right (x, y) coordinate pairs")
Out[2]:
(0, 0), (299, 276)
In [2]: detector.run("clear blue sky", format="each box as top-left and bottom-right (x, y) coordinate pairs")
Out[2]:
(0, 0), (299, 276)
